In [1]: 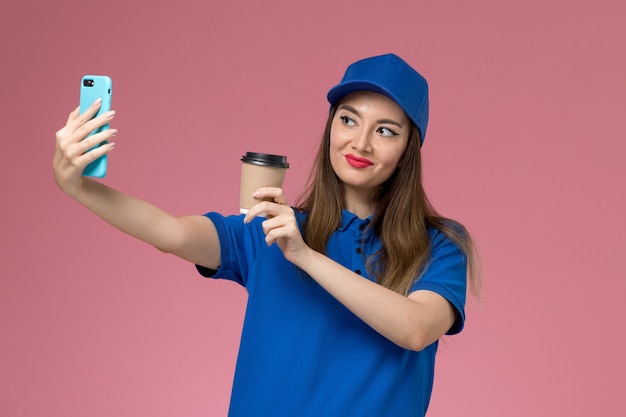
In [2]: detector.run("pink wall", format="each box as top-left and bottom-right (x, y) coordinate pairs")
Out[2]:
(1, 0), (625, 416)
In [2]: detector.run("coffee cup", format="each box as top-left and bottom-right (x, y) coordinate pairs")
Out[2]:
(240, 152), (289, 214)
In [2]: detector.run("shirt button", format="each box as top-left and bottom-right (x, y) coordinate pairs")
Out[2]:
(359, 224), (365, 231)
(356, 247), (362, 254)
(355, 269), (362, 275)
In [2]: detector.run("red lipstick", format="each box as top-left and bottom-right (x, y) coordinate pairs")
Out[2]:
(345, 154), (373, 168)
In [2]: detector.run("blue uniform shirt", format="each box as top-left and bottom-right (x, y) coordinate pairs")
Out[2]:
(196, 209), (467, 417)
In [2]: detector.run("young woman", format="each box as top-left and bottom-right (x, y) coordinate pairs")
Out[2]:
(54, 53), (480, 417)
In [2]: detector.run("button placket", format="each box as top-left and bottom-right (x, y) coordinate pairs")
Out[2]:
(353, 221), (367, 276)
(353, 240), (364, 274)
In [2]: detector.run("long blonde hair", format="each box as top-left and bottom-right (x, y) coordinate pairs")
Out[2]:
(296, 106), (481, 298)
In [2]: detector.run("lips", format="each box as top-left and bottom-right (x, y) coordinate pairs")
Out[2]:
(345, 154), (374, 168)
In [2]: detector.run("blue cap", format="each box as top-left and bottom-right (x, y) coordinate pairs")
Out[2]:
(327, 53), (429, 144)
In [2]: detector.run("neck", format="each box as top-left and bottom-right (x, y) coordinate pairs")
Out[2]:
(343, 189), (375, 219)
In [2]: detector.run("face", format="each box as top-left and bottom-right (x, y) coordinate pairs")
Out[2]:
(329, 90), (410, 203)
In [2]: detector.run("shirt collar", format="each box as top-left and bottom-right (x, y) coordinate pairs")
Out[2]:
(337, 209), (373, 232)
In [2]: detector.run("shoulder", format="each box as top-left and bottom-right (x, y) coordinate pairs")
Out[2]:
(428, 226), (466, 262)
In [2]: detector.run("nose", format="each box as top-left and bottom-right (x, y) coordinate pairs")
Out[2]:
(351, 129), (372, 153)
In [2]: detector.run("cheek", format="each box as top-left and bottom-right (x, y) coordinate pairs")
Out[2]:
(329, 129), (346, 157)
(329, 135), (342, 170)
(329, 130), (338, 150)
(380, 143), (407, 168)
(376, 151), (406, 180)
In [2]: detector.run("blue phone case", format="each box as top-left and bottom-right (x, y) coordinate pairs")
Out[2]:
(79, 75), (112, 177)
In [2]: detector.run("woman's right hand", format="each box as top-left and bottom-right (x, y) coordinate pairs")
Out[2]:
(53, 99), (117, 196)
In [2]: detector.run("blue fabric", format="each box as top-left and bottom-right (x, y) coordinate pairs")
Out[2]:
(196, 209), (467, 417)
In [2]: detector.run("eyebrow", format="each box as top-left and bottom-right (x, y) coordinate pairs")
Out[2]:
(338, 104), (405, 129)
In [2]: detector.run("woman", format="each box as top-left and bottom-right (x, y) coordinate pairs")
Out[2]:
(54, 53), (480, 417)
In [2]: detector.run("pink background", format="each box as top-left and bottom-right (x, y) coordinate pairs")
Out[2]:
(1, 0), (625, 416)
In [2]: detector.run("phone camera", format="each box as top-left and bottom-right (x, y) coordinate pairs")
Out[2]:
(83, 79), (95, 87)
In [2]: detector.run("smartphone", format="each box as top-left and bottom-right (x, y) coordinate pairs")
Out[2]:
(79, 75), (112, 177)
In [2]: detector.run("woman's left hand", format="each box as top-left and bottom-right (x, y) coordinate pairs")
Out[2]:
(243, 187), (312, 266)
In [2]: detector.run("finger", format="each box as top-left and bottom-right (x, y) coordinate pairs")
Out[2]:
(75, 129), (118, 157)
(68, 98), (102, 129)
(66, 106), (80, 125)
(77, 141), (116, 167)
(262, 217), (289, 246)
(73, 110), (116, 143)
(263, 216), (300, 247)
(261, 215), (284, 236)
(253, 187), (288, 205)
(245, 199), (291, 223)
(57, 106), (82, 144)
(243, 201), (274, 222)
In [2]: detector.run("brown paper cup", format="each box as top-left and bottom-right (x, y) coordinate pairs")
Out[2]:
(240, 152), (289, 214)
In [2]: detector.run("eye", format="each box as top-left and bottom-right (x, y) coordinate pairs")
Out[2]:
(340, 115), (356, 127)
(377, 126), (398, 137)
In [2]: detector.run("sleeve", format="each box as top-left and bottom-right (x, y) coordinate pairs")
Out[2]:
(410, 229), (468, 335)
(194, 212), (267, 287)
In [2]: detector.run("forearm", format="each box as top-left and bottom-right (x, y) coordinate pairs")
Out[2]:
(67, 178), (185, 253)
(295, 249), (453, 351)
